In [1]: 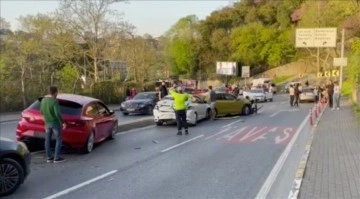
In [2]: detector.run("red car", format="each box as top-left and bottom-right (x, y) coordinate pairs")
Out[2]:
(16, 94), (118, 153)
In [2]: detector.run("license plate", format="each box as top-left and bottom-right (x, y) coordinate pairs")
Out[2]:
(127, 108), (135, 112)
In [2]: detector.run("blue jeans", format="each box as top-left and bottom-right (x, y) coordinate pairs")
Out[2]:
(45, 123), (62, 160)
(333, 93), (340, 109)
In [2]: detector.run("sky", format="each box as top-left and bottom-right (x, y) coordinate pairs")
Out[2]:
(0, 0), (232, 37)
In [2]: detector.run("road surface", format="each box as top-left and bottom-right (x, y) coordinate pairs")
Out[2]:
(5, 95), (314, 199)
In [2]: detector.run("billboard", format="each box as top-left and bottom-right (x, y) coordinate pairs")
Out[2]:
(216, 62), (238, 76)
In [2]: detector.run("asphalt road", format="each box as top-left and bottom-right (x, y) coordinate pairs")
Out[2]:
(5, 95), (315, 199)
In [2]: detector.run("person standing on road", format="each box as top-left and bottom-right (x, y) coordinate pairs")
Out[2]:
(289, 84), (295, 107)
(130, 88), (137, 99)
(208, 85), (217, 120)
(333, 81), (341, 110)
(327, 81), (335, 109)
(125, 86), (131, 100)
(294, 84), (301, 107)
(40, 86), (66, 163)
(169, 86), (189, 135)
(314, 86), (319, 104)
(160, 80), (168, 99)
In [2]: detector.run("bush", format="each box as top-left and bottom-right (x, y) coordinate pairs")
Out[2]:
(91, 81), (122, 104)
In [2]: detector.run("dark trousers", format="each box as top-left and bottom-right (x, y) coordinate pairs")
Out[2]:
(294, 95), (299, 107)
(175, 110), (188, 131)
(328, 92), (334, 108)
(290, 95), (294, 106)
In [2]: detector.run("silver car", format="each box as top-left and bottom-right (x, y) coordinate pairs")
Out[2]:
(299, 88), (315, 102)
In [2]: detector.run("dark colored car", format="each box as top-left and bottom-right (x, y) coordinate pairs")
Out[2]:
(120, 92), (159, 116)
(16, 94), (118, 153)
(0, 137), (31, 196)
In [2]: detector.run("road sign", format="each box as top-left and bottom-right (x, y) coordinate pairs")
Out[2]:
(296, 28), (337, 48)
(332, 69), (340, 77)
(242, 66), (250, 78)
(324, 71), (331, 77)
(333, 58), (348, 66)
(317, 72), (323, 78)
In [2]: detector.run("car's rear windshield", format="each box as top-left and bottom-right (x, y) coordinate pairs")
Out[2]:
(250, 89), (263, 93)
(134, 93), (156, 100)
(28, 98), (83, 116)
(302, 88), (314, 93)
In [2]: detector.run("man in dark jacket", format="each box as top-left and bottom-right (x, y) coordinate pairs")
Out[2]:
(125, 86), (131, 100)
(160, 80), (168, 99)
(327, 81), (334, 108)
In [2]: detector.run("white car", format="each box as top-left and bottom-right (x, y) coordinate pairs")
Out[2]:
(243, 88), (273, 102)
(153, 95), (211, 126)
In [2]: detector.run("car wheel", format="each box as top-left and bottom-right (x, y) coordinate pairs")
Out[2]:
(147, 106), (153, 115)
(0, 158), (24, 197)
(242, 105), (251, 116)
(122, 112), (129, 116)
(269, 98), (273, 102)
(155, 121), (163, 126)
(108, 125), (117, 140)
(84, 132), (95, 154)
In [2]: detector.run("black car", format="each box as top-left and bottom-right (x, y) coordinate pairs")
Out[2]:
(0, 137), (31, 196)
(120, 92), (159, 116)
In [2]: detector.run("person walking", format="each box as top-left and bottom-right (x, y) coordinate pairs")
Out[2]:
(208, 85), (217, 120)
(160, 80), (168, 99)
(289, 84), (295, 107)
(314, 86), (319, 104)
(130, 88), (137, 99)
(40, 86), (66, 163)
(169, 86), (189, 135)
(333, 81), (341, 110)
(327, 81), (335, 109)
(125, 86), (131, 100)
(294, 84), (301, 107)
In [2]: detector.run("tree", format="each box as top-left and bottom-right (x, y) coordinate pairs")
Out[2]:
(165, 15), (200, 77)
(56, 0), (127, 82)
(0, 17), (10, 30)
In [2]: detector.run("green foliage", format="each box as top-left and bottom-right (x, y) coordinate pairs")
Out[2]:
(272, 75), (294, 84)
(91, 81), (121, 104)
(58, 63), (79, 93)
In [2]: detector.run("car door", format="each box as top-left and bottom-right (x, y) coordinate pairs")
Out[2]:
(224, 94), (243, 114)
(192, 96), (206, 119)
(84, 102), (103, 141)
(95, 102), (115, 141)
(215, 93), (228, 115)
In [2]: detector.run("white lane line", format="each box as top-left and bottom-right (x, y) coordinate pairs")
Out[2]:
(44, 170), (118, 199)
(0, 120), (18, 125)
(205, 127), (231, 140)
(269, 110), (282, 118)
(116, 125), (155, 136)
(255, 114), (310, 199)
(161, 135), (204, 153)
(222, 119), (244, 128)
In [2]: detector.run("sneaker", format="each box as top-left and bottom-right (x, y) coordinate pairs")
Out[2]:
(53, 157), (66, 163)
(185, 130), (189, 135)
(47, 157), (54, 163)
(177, 131), (182, 136)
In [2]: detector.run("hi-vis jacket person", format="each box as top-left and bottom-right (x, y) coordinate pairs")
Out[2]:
(169, 85), (189, 135)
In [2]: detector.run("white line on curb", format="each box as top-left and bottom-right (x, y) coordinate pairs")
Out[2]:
(116, 125), (155, 136)
(255, 114), (310, 199)
(161, 135), (204, 153)
(43, 170), (118, 199)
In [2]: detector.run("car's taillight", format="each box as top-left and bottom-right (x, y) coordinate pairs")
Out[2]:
(66, 121), (86, 127)
(23, 115), (35, 123)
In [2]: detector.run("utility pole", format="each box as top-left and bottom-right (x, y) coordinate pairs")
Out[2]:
(340, 28), (345, 89)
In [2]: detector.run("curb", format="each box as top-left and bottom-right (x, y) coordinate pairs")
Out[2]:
(288, 103), (328, 199)
(116, 119), (154, 132)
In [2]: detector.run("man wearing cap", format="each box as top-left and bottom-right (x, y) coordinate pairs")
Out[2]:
(169, 85), (189, 135)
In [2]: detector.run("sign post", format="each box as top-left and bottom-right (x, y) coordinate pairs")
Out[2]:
(241, 66), (250, 87)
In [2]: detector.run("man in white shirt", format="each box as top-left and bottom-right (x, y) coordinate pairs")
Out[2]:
(289, 85), (295, 107)
(333, 81), (341, 110)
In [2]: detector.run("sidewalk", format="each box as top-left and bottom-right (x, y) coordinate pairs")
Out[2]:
(0, 104), (120, 123)
(299, 101), (360, 199)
